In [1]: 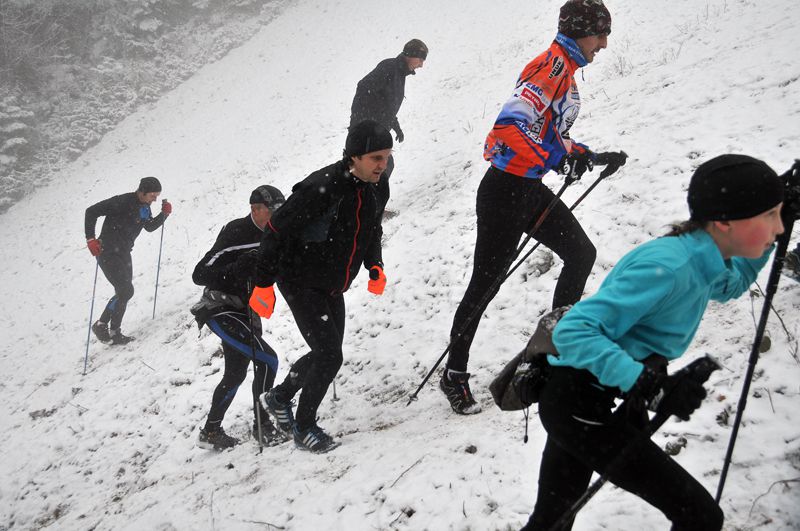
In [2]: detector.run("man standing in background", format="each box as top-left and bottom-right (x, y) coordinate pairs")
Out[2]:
(349, 38), (428, 212)
(350, 38), (428, 147)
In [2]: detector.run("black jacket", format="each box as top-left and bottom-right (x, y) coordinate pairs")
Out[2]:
(255, 160), (383, 293)
(85, 192), (166, 254)
(349, 55), (412, 135)
(193, 214), (263, 300)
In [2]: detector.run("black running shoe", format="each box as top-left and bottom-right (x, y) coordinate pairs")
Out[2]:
(260, 389), (295, 436)
(197, 427), (239, 451)
(252, 417), (290, 447)
(109, 329), (134, 345)
(440, 370), (482, 415)
(91, 320), (111, 343)
(293, 424), (340, 453)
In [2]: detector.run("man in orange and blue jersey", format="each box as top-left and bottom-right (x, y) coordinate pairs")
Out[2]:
(441, 0), (621, 415)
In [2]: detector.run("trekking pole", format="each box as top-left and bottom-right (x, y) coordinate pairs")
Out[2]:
(715, 161), (799, 500)
(83, 260), (100, 376)
(715, 213), (796, 502)
(549, 355), (721, 531)
(406, 177), (575, 406)
(152, 215), (166, 319)
(505, 157), (627, 282)
(246, 279), (264, 454)
(406, 153), (627, 405)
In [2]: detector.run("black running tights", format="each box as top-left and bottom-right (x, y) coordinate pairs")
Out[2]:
(98, 251), (134, 331)
(205, 342), (272, 430)
(447, 166), (596, 372)
(522, 367), (723, 530)
(273, 281), (346, 431)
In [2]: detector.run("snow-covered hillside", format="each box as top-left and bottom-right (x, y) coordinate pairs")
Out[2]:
(1, 0), (798, 529)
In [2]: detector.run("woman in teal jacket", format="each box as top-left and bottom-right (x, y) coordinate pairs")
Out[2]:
(523, 154), (786, 530)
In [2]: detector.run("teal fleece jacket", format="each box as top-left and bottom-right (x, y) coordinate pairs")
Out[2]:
(550, 230), (772, 392)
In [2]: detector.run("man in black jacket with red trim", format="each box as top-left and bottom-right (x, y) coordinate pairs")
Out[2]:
(249, 120), (392, 453)
(84, 177), (171, 345)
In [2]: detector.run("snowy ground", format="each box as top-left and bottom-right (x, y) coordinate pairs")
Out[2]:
(1, 0), (799, 529)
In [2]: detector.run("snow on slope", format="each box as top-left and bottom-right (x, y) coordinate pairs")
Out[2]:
(1, 0), (799, 529)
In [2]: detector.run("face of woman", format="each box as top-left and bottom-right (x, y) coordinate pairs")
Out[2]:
(722, 204), (785, 259)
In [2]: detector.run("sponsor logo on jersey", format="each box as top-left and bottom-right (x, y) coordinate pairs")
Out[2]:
(548, 57), (564, 79)
(516, 120), (543, 144)
(525, 83), (544, 96)
(529, 116), (544, 139)
(569, 83), (580, 98)
(520, 86), (545, 112)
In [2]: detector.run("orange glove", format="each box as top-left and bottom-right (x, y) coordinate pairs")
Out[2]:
(249, 285), (276, 318)
(87, 238), (102, 257)
(368, 266), (386, 295)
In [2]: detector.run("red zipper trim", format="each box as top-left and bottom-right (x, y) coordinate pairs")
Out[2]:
(341, 189), (362, 292)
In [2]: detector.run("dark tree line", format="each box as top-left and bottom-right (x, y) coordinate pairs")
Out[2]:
(0, 0), (281, 212)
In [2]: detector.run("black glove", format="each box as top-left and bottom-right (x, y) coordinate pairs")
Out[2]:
(781, 160), (800, 221)
(557, 150), (594, 180)
(511, 352), (550, 406)
(650, 372), (706, 421)
(632, 360), (707, 421)
(595, 151), (628, 168)
(394, 124), (404, 143)
(232, 250), (259, 279)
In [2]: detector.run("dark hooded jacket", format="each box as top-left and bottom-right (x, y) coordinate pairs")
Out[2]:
(349, 55), (413, 136)
(255, 160), (383, 293)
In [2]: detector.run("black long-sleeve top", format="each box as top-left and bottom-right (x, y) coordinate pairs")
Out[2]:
(193, 214), (264, 300)
(84, 192), (166, 254)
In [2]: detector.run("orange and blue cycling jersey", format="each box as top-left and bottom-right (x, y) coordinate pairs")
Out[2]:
(484, 34), (592, 178)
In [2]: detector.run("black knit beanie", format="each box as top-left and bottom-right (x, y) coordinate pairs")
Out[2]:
(558, 0), (612, 39)
(688, 154), (784, 221)
(345, 120), (393, 158)
(137, 176), (162, 193)
(249, 185), (285, 210)
(402, 39), (429, 60)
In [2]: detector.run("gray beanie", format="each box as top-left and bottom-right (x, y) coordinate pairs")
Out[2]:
(137, 176), (162, 193)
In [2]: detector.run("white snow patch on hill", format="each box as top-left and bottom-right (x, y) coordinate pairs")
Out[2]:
(1, 0), (799, 529)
